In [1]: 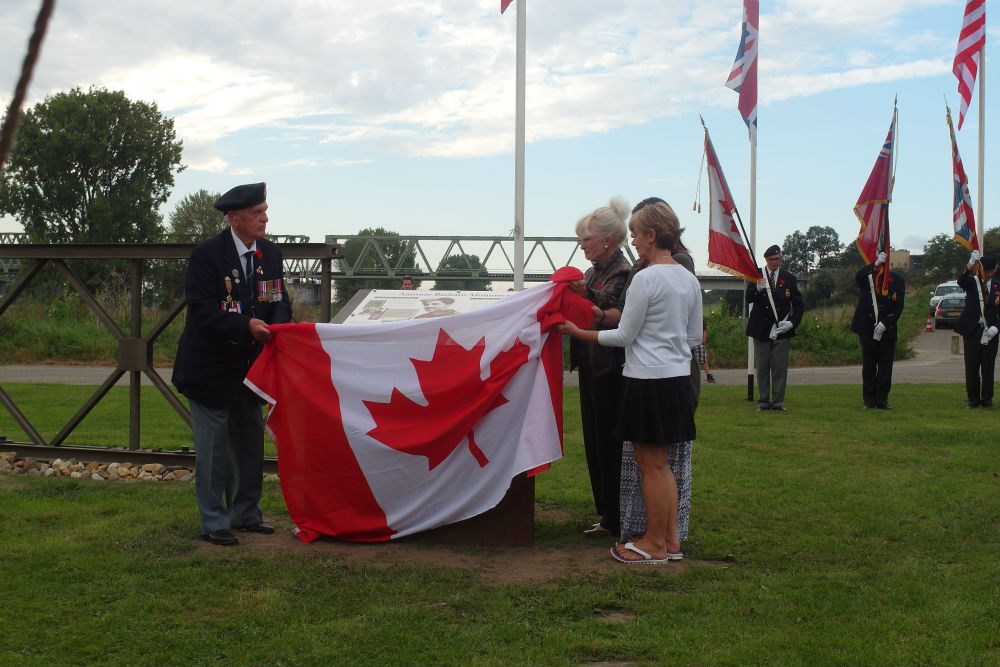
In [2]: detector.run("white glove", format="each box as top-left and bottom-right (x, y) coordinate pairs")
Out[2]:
(873, 322), (887, 341)
(875, 252), (886, 266)
(970, 250), (981, 267)
(981, 326), (998, 345)
(757, 279), (767, 289)
(775, 320), (793, 335)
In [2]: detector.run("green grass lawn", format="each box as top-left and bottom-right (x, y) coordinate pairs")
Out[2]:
(2, 383), (999, 666)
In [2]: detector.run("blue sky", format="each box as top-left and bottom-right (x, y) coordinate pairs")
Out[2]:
(1, 0), (996, 274)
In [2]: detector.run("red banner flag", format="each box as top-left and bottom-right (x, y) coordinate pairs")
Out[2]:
(854, 108), (896, 295)
(948, 105), (979, 252)
(704, 128), (758, 282)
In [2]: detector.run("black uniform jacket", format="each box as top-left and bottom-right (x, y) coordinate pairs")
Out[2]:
(745, 268), (804, 341)
(850, 265), (905, 341)
(172, 230), (292, 408)
(955, 267), (1000, 337)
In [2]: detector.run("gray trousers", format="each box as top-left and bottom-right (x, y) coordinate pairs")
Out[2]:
(191, 390), (265, 534)
(754, 337), (790, 407)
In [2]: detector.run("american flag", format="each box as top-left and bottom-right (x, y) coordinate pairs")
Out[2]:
(947, 105), (979, 253)
(953, 0), (986, 130)
(726, 0), (759, 138)
(854, 109), (896, 295)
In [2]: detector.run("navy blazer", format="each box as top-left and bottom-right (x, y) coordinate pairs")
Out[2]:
(851, 265), (905, 341)
(172, 230), (292, 408)
(955, 267), (1000, 337)
(745, 268), (804, 341)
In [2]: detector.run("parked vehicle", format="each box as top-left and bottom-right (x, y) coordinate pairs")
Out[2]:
(934, 295), (965, 329)
(929, 281), (962, 314)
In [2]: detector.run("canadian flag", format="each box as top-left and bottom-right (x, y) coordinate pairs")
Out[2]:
(245, 271), (592, 542)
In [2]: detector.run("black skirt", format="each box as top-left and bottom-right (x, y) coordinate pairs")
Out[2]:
(617, 375), (696, 445)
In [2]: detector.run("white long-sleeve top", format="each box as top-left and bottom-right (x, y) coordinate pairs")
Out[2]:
(597, 263), (703, 379)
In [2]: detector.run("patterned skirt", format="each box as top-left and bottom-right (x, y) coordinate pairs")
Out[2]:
(619, 439), (692, 542)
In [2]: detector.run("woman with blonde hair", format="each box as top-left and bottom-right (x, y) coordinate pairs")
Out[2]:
(561, 200), (702, 563)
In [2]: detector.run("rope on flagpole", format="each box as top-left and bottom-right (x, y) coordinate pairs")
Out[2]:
(0, 0), (55, 173)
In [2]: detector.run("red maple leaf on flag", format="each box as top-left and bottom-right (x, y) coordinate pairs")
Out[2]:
(364, 329), (530, 471)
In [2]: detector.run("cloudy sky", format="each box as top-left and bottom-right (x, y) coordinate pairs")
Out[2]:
(1, 0), (996, 273)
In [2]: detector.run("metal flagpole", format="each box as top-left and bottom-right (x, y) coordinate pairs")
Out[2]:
(977, 44), (985, 241)
(746, 131), (757, 401)
(513, 0), (526, 290)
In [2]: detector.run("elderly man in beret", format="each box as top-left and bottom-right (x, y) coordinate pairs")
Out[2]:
(745, 245), (803, 411)
(172, 183), (292, 546)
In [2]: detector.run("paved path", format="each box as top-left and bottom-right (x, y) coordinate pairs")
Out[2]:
(0, 328), (969, 386)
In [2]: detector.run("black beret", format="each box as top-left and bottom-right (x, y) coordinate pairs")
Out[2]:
(214, 182), (266, 213)
(981, 256), (997, 271)
(763, 245), (782, 258)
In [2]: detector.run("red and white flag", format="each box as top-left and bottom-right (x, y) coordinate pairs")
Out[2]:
(854, 107), (896, 295)
(947, 104), (979, 252)
(953, 0), (986, 130)
(704, 128), (759, 282)
(726, 0), (759, 138)
(501, 0), (514, 14)
(245, 272), (592, 543)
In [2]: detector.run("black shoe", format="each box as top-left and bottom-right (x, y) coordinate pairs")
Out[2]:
(234, 522), (275, 534)
(202, 529), (239, 546)
(863, 404), (875, 409)
(706, 374), (717, 383)
(966, 402), (979, 409)
(772, 405), (787, 411)
(877, 403), (892, 410)
(981, 400), (993, 408)
(756, 404), (770, 412)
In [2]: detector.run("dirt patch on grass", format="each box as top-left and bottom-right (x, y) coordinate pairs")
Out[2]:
(196, 514), (727, 585)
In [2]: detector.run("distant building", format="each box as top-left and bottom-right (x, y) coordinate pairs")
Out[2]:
(889, 249), (911, 272)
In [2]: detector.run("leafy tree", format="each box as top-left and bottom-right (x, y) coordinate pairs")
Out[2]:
(780, 230), (810, 275)
(432, 254), (492, 291)
(781, 226), (842, 274)
(803, 268), (836, 309)
(0, 87), (184, 289)
(149, 190), (225, 305)
(981, 226), (1000, 259)
(807, 226), (843, 269)
(921, 233), (968, 285)
(335, 227), (419, 304)
(165, 189), (225, 242)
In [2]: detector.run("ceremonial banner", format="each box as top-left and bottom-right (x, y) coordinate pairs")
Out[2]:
(726, 0), (759, 138)
(948, 104), (979, 252)
(854, 107), (896, 294)
(245, 272), (591, 543)
(704, 129), (758, 282)
(953, 0), (986, 130)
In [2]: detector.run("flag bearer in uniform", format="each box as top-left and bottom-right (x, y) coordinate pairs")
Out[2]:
(956, 251), (1000, 408)
(745, 245), (803, 411)
(851, 251), (904, 409)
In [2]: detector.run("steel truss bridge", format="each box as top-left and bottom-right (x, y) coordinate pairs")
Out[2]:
(1, 232), (747, 291)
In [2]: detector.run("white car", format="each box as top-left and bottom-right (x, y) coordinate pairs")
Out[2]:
(929, 281), (962, 313)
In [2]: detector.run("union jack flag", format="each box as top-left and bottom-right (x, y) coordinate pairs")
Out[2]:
(726, 0), (759, 138)
(947, 105), (979, 253)
(953, 0), (986, 130)
(854, 108), (896, 295)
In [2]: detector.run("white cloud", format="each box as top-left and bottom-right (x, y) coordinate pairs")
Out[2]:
(0, 0), (971, 169)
